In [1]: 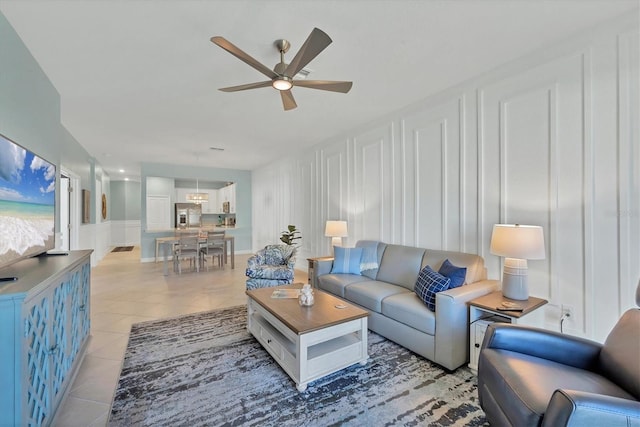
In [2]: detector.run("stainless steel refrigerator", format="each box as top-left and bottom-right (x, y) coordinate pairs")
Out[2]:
(175, 203), (202, 229)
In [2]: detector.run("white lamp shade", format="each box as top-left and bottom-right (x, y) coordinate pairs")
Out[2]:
(325, 220), (348, 237)
(490, 224), (545, 260)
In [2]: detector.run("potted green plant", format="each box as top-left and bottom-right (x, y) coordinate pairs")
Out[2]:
(280, 225), (302, 246)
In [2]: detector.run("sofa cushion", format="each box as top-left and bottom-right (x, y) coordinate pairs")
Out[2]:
(381, 291), (436, 335)
(438, 259), (467, 288)
(345, 280), (408, 313)
(317, 274), (371, 298)
(480, 348), (635, 426)
(414, 266), (450, 311)
(422, 250), (486, 284)
(376, 244), (426, 290)
(331, 246), (363, 275)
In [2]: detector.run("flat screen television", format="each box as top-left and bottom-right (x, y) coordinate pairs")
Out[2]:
(0, 133), (56, 271)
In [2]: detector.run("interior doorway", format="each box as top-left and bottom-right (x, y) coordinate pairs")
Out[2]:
(60, 168), (80, 251)
(60, 174), (70, 251)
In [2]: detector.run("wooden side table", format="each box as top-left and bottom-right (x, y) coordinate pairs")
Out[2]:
(468, 291), (548, 372)
(307, 256), (333, 286)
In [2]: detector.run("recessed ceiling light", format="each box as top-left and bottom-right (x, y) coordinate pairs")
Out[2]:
(209, 147), (225, 151)
(124, 177), (129, 181)
(119, 169), (125, 173)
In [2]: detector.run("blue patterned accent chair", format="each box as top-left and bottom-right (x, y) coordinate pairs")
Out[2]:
(246, 245), (297, 290)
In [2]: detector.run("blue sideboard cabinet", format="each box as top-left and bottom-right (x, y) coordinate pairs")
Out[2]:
(0, 250), (92, 427)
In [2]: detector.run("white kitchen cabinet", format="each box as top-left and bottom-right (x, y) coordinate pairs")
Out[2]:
(175, 188), (189, 203)
(206, 190), (218, 214)
(229, 183), (236, 213)
(219, 183), (236, 213)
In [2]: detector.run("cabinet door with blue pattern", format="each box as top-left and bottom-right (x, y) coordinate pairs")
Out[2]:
(22, 286), (54, 427)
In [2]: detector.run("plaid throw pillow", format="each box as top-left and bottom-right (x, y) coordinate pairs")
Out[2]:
(415, 265), (451, 311)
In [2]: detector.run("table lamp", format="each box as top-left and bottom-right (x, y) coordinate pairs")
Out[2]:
(325, 220), (348, 253)
(490, 224), (545, 300)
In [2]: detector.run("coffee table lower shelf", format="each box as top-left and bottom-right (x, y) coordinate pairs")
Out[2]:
(247, 298), (368, 392)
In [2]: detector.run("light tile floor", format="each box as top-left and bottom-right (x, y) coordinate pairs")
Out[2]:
(53, 246), (306, 426)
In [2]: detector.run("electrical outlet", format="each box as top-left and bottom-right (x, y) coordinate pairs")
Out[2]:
(559, 304), (575, 332)
(561, 304), (574, 319)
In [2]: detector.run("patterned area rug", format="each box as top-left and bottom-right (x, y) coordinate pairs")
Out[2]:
(108, 306), (488, 426)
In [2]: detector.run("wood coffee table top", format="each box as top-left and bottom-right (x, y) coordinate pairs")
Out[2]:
(246, 284), (368, 335)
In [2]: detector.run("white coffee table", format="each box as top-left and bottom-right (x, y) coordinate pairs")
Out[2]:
(246, 284), (369, 392)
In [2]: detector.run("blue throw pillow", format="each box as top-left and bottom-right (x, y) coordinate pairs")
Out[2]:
(415, 265), (451, 311)
(331, 247), (363, 275)
(438, 259), (467, 288)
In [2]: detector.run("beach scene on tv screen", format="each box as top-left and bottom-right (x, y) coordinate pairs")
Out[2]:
(0, 135), (55, 266)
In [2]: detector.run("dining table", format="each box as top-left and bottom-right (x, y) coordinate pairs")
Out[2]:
(156, 234), (235, 276)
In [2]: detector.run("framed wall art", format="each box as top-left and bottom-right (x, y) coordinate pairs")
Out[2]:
(82, 189), (90, 224)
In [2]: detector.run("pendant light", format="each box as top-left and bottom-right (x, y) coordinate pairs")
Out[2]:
(186, 184), (208, 204)
(187, 153), (209, 203)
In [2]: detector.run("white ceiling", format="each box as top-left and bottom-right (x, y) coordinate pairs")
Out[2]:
(1, 0), (637, 181)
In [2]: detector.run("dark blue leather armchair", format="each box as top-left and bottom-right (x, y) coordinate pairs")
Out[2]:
(478, 281), (640, 426)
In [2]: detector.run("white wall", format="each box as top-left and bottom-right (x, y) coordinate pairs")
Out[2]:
(111, 220), (141, 247)
(252, 15), (639, 342)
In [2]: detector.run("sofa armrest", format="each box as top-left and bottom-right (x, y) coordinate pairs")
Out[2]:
(311, 258), (334, 287)
(542, 389), (640, 427)
(434, 279), (499, 370)
(246, 253), (262, 269)
(482, 324), (602, 370)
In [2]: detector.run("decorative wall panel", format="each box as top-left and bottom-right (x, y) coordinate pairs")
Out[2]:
(480, 52), (589, 333)
(403, 99), (462, 251)
(110, 220), (141, 247)
(352, 124), (394, 243)
(251, 16), (639, 342)
(616, 29), (640, 314)
(322, 140), (349, 224)
(252, 166), (283, 250)
(296, 152), (320, 257)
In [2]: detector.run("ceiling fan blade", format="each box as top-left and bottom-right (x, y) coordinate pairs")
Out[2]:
(219, 81), (272, 92)
(284, 28), (332, 78)
(280, 90), (297, 111)
(211, 36), (278, 80)
(294, 80), (353, 93)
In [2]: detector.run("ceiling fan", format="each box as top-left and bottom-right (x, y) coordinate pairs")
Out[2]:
(210, 28), (352, 111)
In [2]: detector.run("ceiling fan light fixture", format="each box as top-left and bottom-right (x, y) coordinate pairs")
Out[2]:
(272, 77), (292, 91)
(212, 28), (351, 110)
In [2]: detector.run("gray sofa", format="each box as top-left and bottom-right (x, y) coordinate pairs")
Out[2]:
(477, 281), (640, 426)
(312, 240), (498, 370)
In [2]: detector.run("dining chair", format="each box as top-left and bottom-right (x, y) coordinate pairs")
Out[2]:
(174, 233), (200, 273)
(201, 230), (226, 270)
